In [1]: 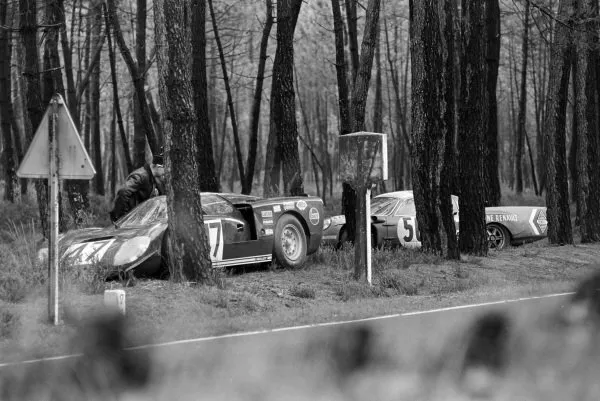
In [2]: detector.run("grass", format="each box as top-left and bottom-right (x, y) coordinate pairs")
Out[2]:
(3, 187), (600, 400)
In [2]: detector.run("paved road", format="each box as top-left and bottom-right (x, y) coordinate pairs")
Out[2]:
(142, 295), (569, 400)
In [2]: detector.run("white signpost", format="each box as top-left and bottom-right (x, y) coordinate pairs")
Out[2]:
(17, 94), (95, 325)
(339, 132), (388, 285)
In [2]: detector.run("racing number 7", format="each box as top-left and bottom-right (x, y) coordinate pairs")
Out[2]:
(207, 221), (222, 258)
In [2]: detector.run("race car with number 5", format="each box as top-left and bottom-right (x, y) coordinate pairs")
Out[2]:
(321, 190), (548, 250)
(37, 193), (324, 277)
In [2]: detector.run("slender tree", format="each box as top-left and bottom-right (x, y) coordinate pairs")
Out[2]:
(339, 0), (381, 242)
(484, 0), (501, 206)
(263, 0), (304, 197)
(192, 0), (219, 191)
(544, 0), (574, 245)
(458, 0), (488, 256)
(154, 0), (213, 282)
(0, 0), (16, 202)
(244, 0), (273, 194)
(515, 0), (530, 194)
(575, 0), (600, 242)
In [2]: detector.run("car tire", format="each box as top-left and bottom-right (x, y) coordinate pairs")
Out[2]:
(487, 223), (510, 250)
(274, 214), (307, 268)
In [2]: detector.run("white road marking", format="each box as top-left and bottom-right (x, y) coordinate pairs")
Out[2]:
(0, 291), (574, 368)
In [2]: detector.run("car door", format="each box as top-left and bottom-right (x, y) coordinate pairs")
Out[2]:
(201, 194), (271, 267)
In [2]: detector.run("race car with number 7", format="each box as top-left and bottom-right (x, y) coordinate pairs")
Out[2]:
(37, 193), (325, 278)
(321, 190), (548, 250)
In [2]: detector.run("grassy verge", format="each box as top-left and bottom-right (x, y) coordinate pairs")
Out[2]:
(2, 237), (600, 362)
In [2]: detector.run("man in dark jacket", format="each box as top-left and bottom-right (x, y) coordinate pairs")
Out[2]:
(110, 153), (165, 222)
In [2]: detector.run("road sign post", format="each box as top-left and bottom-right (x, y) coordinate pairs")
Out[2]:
(48, 97), (60, 325)
(339, 132), (388, 284)
(17, 93), (95, 325)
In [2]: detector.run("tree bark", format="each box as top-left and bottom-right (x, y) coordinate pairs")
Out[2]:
(345, 0), (360, 84)
(458, 0), (488, 256)
(0, 0), (16, 202)
(484, 0), (501, 206)
(515, 0), (530, 194)
(132, 0), (147, 167)
(208, 0), (245, 193)
(90, 0), (104, 195)
(264, 0), (304, 197)
(341, 0), (381, 242)
(575, 0), (600, 242)
(154, 0), (213, 283)
(331, 0), (351, 136)
(103, 3), (132, 173)
(107, 0), (158, 164)
(440, 0), (459, 260)
(409, 0), (445, 253)
(192, 0), (219, 192)
(544, 0), (574, 245)
(245, 0), (273, 194)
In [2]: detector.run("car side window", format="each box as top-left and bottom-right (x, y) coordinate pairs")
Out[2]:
(202, 194), (235, 215)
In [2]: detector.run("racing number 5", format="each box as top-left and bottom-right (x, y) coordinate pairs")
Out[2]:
(402, 217), (422, 243)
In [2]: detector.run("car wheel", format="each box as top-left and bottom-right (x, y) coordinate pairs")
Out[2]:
(274, 214), (307, 268)
(487, 223), (510, 250)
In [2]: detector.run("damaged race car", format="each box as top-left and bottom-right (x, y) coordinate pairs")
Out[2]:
(322, 190), (548, 250)
(38, 193), (324, 277)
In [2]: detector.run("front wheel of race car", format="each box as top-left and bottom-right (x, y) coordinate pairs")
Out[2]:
(487, 223), (510, 250)
(274, 214), (307, 268)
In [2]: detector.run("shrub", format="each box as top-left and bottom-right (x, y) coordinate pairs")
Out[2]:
(0, 309), (19, 339)
(0, 274), (28, 303)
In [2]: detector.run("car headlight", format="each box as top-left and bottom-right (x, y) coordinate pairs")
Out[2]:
(323, 217), (332, 231)
(113, 237), (151, 266)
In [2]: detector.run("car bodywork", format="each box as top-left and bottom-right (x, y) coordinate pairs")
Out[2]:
(321, 190), (548, 250)
(38, 193), (324, 277)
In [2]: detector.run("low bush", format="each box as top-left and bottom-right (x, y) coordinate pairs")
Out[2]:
(0, 309), (19, 339)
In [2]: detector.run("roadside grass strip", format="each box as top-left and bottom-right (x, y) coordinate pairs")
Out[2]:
(0, 291), (574, 368)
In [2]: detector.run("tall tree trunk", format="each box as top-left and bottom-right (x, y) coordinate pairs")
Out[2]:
(440, 0), (459, 260)
(103, 3), (132, 173)
(341, 0), (381, 242)
(208, 0), (246, 193)
(575, 0), (600, 242)
(192, 0), (219, 192)
(515, 0), (530, 194)
(484, 0), (501, 206)
(544, 0), (574, 245)
(132, 0), (147, 167)
(90, 0), (104, 195)
(245, 0), (273, 194)
(331, 0), (351, 135)
(345, 0), (359, 84)
(0, 0), (16, 202)
(154, 0), (213, 283)
(107, 0), (158, 163)
(409, 0), (445, 253)
(458, 0), (488, 256)
(372, 28), (383, 133)
(264, 0), (304, 197)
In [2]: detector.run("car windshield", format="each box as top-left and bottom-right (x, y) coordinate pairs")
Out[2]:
(117, 197), (167, 227)
(370, 197), (399, 216)
(202, 194), (235, 215)
(394, 198), (417, 216)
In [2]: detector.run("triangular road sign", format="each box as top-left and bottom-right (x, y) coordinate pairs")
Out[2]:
(17, 94), (96, 179)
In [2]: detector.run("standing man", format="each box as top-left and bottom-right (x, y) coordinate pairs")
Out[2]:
(110, 151), (166, 222)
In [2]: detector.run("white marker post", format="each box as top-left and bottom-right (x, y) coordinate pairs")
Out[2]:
(48, 96), (60, 325)
(339, 132), (388, 285)
(17, 93), (96, 325)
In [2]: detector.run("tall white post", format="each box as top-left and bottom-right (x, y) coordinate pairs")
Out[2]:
(48, 95), (60, 325)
